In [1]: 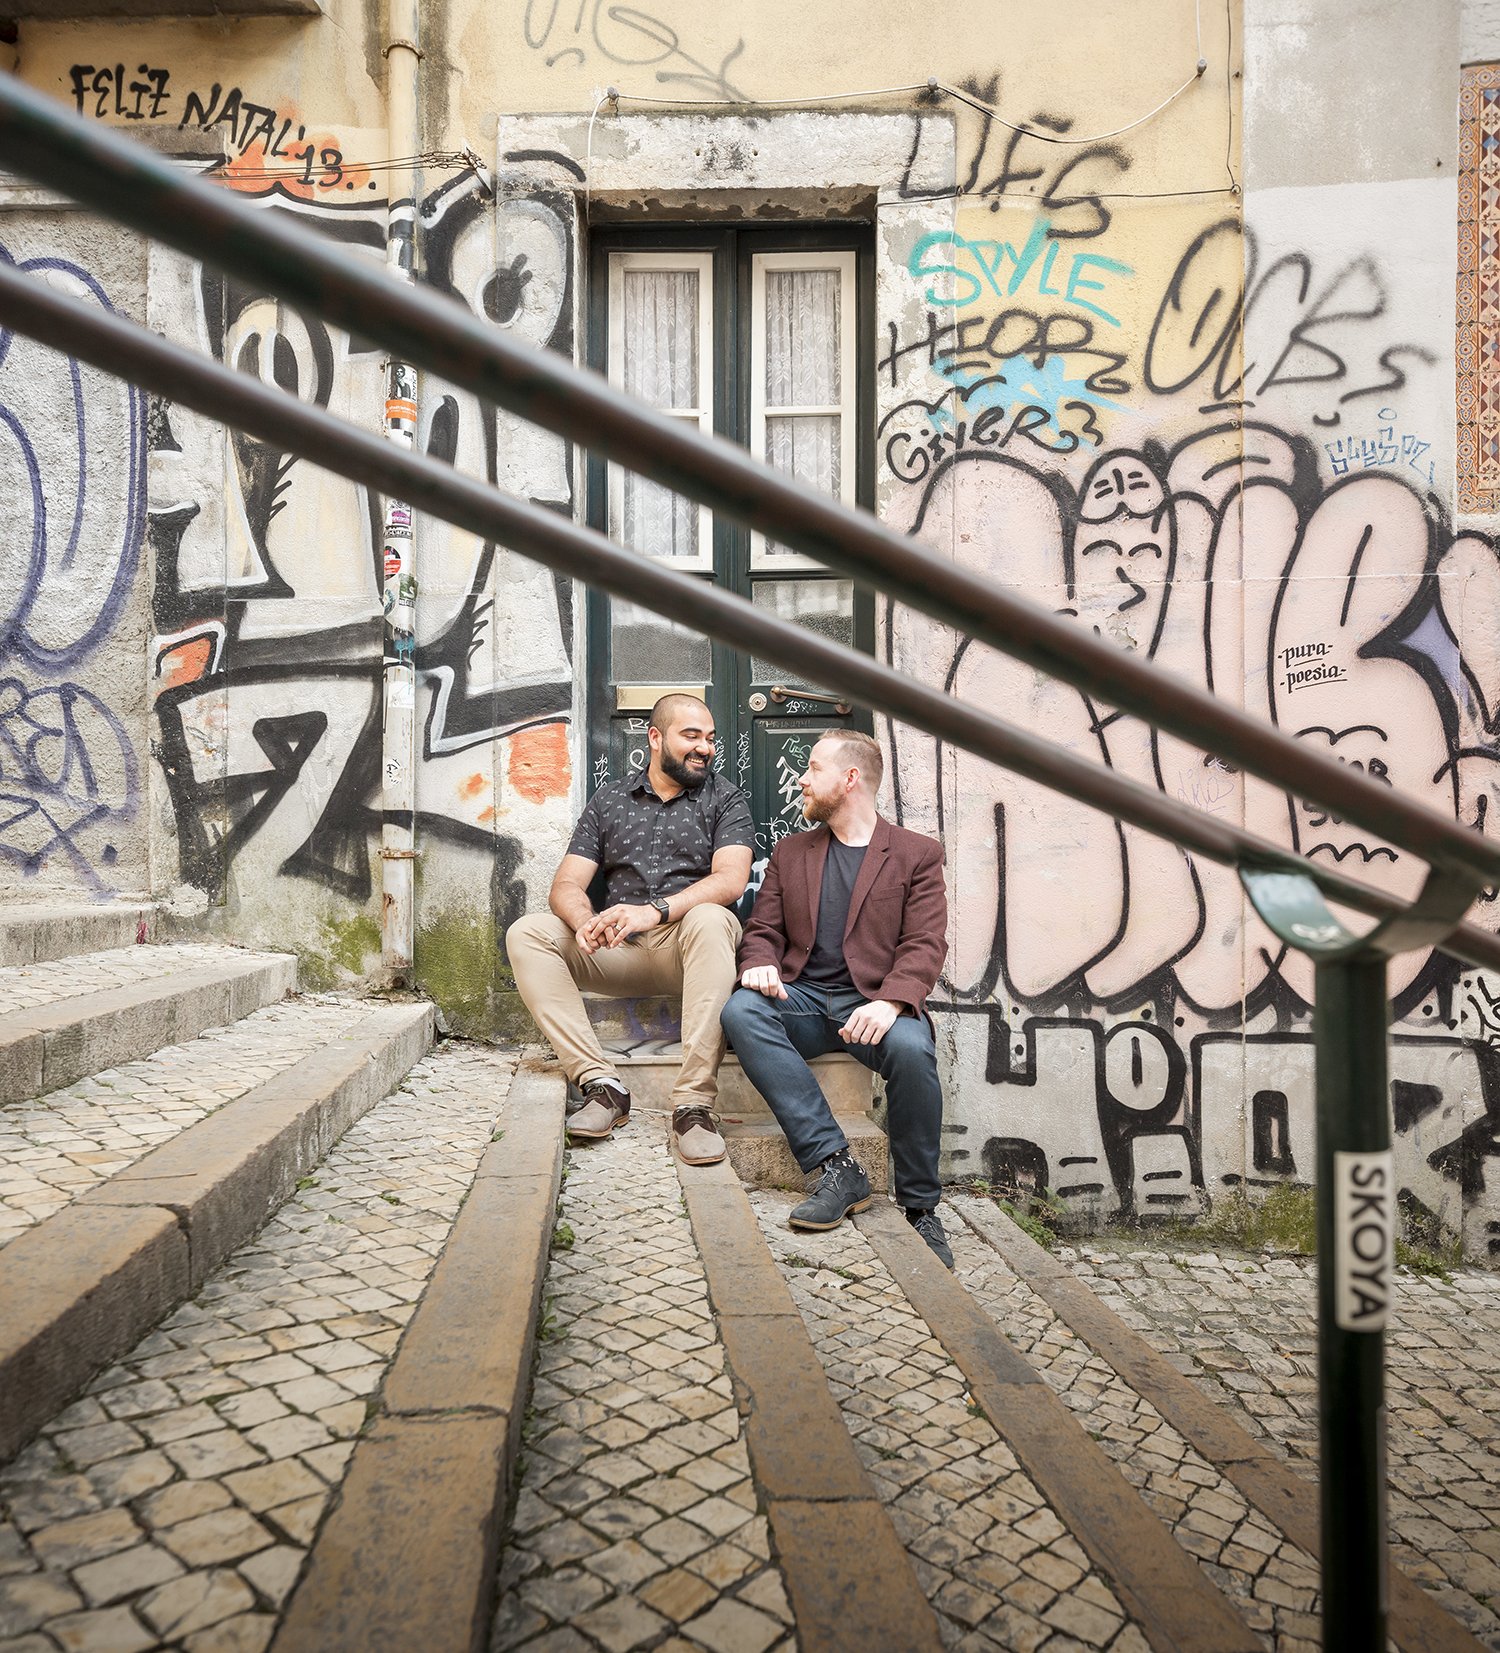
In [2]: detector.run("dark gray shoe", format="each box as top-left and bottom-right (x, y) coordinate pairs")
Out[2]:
(789, 1150), (872, 1231)
(907, 1207), (954, 1269)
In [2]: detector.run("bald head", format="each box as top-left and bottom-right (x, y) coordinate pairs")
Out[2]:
(650, 693), (711, 736)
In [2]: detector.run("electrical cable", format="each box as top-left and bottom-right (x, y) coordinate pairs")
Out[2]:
(601, 0), (1206, 150)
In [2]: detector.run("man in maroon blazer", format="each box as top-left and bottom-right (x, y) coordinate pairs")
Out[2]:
(721, 729), (953, 1266)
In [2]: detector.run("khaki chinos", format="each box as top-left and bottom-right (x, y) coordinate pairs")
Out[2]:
(506, 904), (742, 1108)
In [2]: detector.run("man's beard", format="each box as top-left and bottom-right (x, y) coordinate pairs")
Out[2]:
(661, 749), (710, 790)
(801, 792), (833, 824)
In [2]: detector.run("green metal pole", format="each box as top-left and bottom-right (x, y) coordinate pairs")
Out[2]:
(1313, 952), (1392, 1651)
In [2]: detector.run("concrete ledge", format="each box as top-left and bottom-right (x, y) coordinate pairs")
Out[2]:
(955, 1197), (1490, 1653)
(0, 952), (297, 1105)
(608, 1049), (875, 1118)
(269, 1414), (510, 1653)
(676, 1157), (942, 1652)
(0, 1002), (434, 1463)
(0, 902), (153, 968)
(723, 1114), (889, 1194)
(275, 1064), (565, 1653)
(0, 1205), (189, 1464)
(858, 1202), (1263, 1653)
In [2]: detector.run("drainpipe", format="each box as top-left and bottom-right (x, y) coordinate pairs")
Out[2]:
(378, 0), (421, 986)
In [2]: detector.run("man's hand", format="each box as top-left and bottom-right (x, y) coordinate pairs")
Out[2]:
(740, 965), (788, 999)
(840, 999), (900, 1045)
(584, 903), (660, 949)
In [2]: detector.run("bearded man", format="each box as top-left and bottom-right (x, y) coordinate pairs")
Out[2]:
(507, 694), (752, 1163)
(720, 729), (953, 1266)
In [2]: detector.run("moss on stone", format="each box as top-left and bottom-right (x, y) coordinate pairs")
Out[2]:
(296, 911), (381, 994)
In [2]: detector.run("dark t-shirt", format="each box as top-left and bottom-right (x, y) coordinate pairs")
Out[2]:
(799, 836), (868, 990)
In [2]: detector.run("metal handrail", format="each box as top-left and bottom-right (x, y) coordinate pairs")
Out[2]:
(0, 69), (1496, 890)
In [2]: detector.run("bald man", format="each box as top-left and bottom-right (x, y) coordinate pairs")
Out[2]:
(506, 694), (753, 1164)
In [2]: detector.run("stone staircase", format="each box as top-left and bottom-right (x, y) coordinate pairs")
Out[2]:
(0, 905), (1493, 1653)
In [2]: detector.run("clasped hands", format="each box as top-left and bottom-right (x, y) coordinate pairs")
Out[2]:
(575, 902), (662, 954)
(739, 966), (900, 1045)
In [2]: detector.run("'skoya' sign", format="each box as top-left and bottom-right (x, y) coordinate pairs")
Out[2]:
(1334, 1151), (1394, 1331)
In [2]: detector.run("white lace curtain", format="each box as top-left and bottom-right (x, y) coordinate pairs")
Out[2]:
(764, 268), (841, 555)
(620, 268), (699, 558)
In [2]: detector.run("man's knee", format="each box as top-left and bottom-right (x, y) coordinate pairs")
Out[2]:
(881, 1016), (937, 1073)
(721, 986), (766, 1036)
(680, 903), (740, 941)
(505, 911), (564, 959)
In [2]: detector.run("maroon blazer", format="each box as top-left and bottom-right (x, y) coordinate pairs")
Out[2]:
(738, 816), (947, 1018)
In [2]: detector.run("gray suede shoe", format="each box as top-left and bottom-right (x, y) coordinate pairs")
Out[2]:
(566, 1077), (631, 1141)
(671, 1105), (726, 1165)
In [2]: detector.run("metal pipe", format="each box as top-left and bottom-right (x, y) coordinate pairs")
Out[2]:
(377, 0), (423, 985)
(3, 255), (1498, 976)
(0, 71), (1495, 886)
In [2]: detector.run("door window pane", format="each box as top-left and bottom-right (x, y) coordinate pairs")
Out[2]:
(607, 252), (712, 566)
(750, 579), (854, 686)
(765, 269), (841, 406)
(752, 252), (856, 568)
(621, 415), (701, 557)
(766, 415), (841, 497)
(621, 269), (699, 408)
(610, 598), (713, 685)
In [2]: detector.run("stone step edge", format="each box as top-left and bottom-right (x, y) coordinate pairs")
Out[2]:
(0, 902), (155, 968)
(855, 1202), (1262, 1653)
(0, 1000), (436, 1465)
(271, 1056), (565, 1653)
(676, 1155), (944, 1653)
(955, 1197), (1489, 1653)
(0, 950), (298, 1106)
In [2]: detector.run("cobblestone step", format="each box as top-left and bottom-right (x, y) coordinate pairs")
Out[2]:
(0, 1037), (520, 1653)
(0, 902), (154, 969)
(733, 1182), (1253, 1652)
(274, 1061), (563, 1652)
(0, 1000), (435, 1465)
(490, 1107), (821, 1653)
(0, 997), (391, 1252)
(950, 1197), (1494, 1653)
(0, 944), (297, 1106)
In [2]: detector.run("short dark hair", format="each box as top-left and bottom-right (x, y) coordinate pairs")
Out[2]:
(818, 728), (883, 793)
(650, 693), (712, 736)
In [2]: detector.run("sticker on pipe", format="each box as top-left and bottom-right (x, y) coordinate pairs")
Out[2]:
(1334, 1150), (1394, 1331)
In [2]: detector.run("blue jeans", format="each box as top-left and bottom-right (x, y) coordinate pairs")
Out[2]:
(721, 980), (943, 1210)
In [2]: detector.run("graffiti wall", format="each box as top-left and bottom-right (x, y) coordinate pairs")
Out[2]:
(0, 212), (150, 900)
(878, 10), (1500, 1256)
(5, 60), (578, 1032)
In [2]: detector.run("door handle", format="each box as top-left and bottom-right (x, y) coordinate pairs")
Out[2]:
(770, 685), (853, 716)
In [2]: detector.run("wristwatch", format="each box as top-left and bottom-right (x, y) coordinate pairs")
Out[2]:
(650, 897), (672, 925)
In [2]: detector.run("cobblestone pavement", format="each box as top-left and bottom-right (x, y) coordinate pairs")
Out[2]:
(1046, 1226), (1500, 1651)
(491, 1111), (796, 1653)
(0, 1041), (517, 1653)
(748, 1191), (1145, 1653)
(0, 946), (278, 1017)
(0, 998), (378, 1249)
(944, 1199), (1324, 1651)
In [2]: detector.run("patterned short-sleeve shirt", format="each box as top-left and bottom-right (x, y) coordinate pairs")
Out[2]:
(567, 770), (754, 906)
